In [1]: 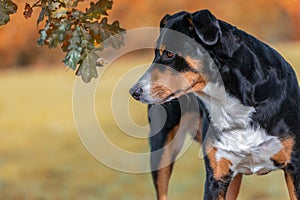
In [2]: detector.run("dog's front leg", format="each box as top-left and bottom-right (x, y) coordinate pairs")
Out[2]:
(284, 156), (300, 200)
(150, 121), (191, 200)
(203, 145), (233, 200)
(148, 96), (201, 200)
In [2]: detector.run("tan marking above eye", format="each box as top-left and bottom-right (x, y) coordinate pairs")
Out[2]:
(156, 124), (179, 200)
(159, 44), (166, 56)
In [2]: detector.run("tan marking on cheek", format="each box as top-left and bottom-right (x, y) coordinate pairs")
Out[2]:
(150, 85), (173, 99)
(149, 68), (178, 99)
(182, 71), (207, 91)
(149, 66), (207, 99)
(271, 137), (294, 167)
(185, 56), (203, 70)
(206, 145), (232, 181)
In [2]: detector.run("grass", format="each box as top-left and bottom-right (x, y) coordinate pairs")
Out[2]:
(0, 43), (299, 200)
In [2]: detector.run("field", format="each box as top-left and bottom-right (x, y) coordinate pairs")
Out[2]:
(0, 42), (300, 200)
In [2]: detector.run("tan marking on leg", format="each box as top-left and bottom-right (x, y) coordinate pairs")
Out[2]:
(285, 170), (297, 200)
(192, 117), (202, 143)
(206, 145), (232, 181)
(226, 173), (242, 200)
(271, 137), (294, 167)
(156, 165), (171, 200)
(217, 192), (225, 200)
(156, 125), (180, 200)
(216, 158), (232, 181)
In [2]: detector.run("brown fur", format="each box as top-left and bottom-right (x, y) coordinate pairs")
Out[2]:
(271, 137), (294, 167)
(156, 125), (179, 200)
(206, 145), (232, 181)
(285, 170), (297, 200)
(185, 56), (203, 70)
(149, 67), (207, 100)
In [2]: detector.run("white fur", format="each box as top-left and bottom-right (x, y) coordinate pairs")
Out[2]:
(197, 82), (283, 177)
(201, 82), (255, 131)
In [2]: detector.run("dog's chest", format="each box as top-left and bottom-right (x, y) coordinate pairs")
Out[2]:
(198, 83), (283, 176)
(214, 128), (282, 176)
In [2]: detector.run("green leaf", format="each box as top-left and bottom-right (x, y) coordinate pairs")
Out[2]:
(84, 0), (113, 21)
(37, 7), (46, 26)
(39, 20), (71, 48)
(76, 51), (99, 83)
(71, 10), (83, 20)
(64, 27), (82, 52)
(37, 29), (47, 46)
(63, 49), (81, 70)
(99, 18), (125, 50)
(51, 7), (68, 19)
(29, 0), (125, 83)
(0, 0), (18, 26)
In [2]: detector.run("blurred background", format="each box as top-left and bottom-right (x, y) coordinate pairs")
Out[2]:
(0, 0), (300, 199)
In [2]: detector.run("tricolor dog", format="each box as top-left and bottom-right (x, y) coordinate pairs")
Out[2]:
(130, 10), (300, 199)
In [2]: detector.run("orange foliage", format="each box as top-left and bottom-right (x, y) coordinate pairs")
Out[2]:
(0, 0), (299, 67)
(276, 0), (300, 39)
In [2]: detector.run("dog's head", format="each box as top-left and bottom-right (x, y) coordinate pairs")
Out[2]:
(130, 10), (222, 104)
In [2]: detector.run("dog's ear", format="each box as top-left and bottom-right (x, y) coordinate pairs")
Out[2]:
(160, 14), (171, 28)
(191, 10), (221, 46)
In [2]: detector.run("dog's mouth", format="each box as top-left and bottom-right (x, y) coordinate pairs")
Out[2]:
(159, 80), (204, 104)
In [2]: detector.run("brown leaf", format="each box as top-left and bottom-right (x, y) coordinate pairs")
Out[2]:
(23, 3), (33, 19)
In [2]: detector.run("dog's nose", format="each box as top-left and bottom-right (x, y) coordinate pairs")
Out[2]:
(130, 87), (143, 101)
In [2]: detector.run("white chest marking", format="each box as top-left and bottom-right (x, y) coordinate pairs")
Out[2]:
(214, 128), (282, 176)
(197, 83), (283, 176)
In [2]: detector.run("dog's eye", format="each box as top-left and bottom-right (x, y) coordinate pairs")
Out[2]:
(163, 50), (175, 59)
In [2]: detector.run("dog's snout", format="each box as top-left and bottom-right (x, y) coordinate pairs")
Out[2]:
(130, 87), (143, 101)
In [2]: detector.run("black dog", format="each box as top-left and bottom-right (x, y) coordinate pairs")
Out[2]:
(130, 10), (300, 199)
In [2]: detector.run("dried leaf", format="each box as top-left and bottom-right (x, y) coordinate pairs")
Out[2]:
(23, 3), (33, 19)
(0, 0), (18, 25)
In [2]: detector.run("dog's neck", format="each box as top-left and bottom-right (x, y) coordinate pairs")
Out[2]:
(195, 82), (255, 132)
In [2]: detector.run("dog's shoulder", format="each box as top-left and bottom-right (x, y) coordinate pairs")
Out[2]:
(195, 12), (300, 134)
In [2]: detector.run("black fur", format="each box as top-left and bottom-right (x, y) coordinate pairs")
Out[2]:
(147, 9), (300, 199)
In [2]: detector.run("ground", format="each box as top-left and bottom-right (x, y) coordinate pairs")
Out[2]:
(0, 42), (299, 199)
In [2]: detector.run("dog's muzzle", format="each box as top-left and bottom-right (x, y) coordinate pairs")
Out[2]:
(129, 86), (143, 101)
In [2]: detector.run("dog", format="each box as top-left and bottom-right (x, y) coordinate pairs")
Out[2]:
(130, 9), (300, 200)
